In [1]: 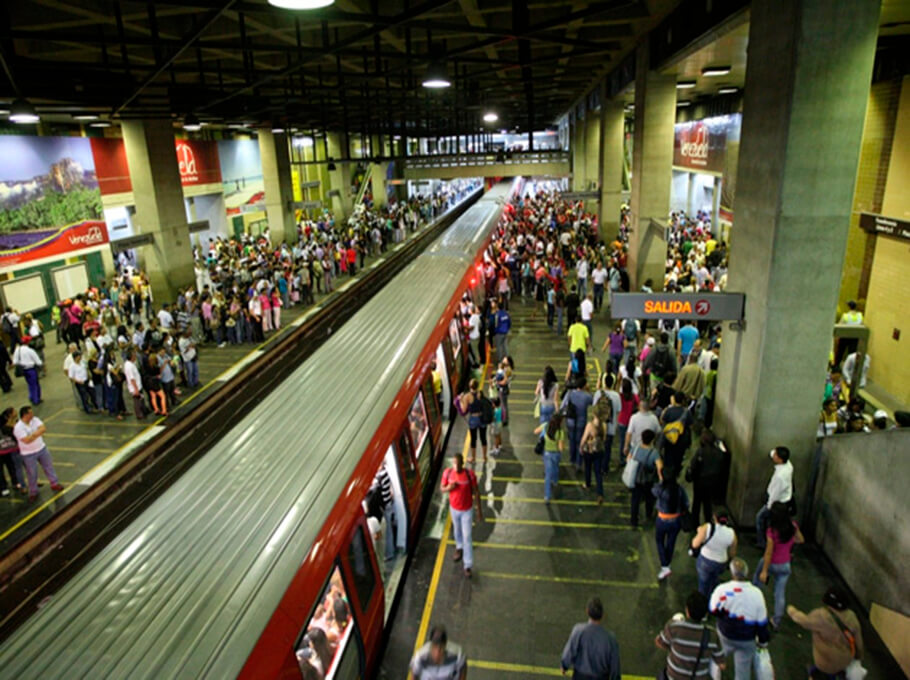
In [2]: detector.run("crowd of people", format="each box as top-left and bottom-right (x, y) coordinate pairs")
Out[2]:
(426, 188), (869, 680)
(0, 181), (476, 501)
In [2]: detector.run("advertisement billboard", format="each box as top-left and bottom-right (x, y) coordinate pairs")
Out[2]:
(90, 138), (222, 195)
(217, 139), (265, 215)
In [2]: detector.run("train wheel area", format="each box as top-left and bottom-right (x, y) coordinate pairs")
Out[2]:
(378, 294), (903, 679)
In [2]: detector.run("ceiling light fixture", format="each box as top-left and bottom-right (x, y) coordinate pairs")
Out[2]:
(183, 114), (202, 132)
(483, 112), (499, 123)
(422, 55), (451, 89)
(293, 136), (314, 147)
(90, 121), (113, 128)
(702, 65), (731, 77)
(677, 100), (692, 107)
(9, 98), (39, 124)
(73, 114), (99, 121)
(267, 0), (335, 9)
(272, 127), (286, 134)
(717, 86), (739, 95)
(676, 80), (696, 89)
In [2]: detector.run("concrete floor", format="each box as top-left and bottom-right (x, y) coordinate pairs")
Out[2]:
(379, 295), (905, 679)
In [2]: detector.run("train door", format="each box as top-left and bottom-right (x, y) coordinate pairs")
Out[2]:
(435, 343), (452, 421)
(393, 430), (421, 533)
(294, 561), (366, 680)
(408, 391), (434, 504)
(341, 519), (383, 677)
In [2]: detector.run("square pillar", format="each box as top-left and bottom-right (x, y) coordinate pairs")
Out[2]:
(628, 42), (676, 291)
(600, 98), (625, 241)
(327, 132), (353, 219)
(122, 119), (194, 303)
(714, 0), (880, 521)
(259, 130), (295, 245)
(571, 115), (587, 191)
(585, 112), (601, 194)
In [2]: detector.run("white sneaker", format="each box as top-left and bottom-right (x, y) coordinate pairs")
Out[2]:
(658, 567), (672, 581)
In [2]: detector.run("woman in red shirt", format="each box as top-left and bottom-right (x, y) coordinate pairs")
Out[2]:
(616, 377), (639, 467)
(754, 501), (805, 628)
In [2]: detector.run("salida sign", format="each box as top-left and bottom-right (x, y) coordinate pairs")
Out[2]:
(673, 119), (727, 174)
(614, 293), (744, 321)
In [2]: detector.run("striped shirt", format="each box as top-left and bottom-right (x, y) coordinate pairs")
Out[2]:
(374, 466), (393, 508)
(659, 620), (724, 679)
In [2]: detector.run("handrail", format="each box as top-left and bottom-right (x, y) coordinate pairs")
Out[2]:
(404, 150), (569, 169)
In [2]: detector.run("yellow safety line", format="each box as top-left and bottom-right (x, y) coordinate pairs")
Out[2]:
(409, 352), (491, 680)
(43, 433), (115, 441)
(46, 446), (111, 454)
(488, 459), (586, 468)
(492, 476), (625, 488)
(449, 540), (617, 557)
(483, 495), (623, 507)
(484, 517), (635, 530)
(483, 571), (658, 589)
(61, 420), (144, 429)
(468, 659), (651, 679)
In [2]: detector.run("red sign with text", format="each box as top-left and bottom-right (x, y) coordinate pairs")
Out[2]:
(90, 138), (222, 195)
(673, 119), (727, 174)
(0, 220), (110, 267)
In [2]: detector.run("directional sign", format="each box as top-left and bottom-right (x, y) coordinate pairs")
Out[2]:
(611, 292), (745, 321)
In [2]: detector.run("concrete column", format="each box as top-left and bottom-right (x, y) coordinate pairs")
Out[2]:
(687, 173), (696, 216)
(571, 116), (587, 191)
(585, 112), (601, 194)
(600, 98), (625, 241)
(714, 0), (880, 522)
(326, 132), (353, 218)
(628, 42), (676, 291)
(121, 119), (194, 303)
(712, 176), (722, 232)
(373, 162), (391, 208)
(258, 130), (295, 245)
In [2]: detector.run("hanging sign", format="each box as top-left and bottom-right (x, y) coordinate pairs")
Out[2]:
(859, 212), (910, 242)
(611, 292), (745, 321)
(673, 117), (732, 174)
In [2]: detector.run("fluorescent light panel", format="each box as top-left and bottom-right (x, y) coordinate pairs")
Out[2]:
(702, 66), (731, 76)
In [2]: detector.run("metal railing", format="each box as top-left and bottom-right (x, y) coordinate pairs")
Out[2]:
(405, 150), (569, 170)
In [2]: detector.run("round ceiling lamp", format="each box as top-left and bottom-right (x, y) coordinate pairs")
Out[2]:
(9, 98), (39, 124)
(422, 57), (451, 89)
(183, 114), (202, 132)
(267, 0), (335, 9)
(483, 112), (498, 123)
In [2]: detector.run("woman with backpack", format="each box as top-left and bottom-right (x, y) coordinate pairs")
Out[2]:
(459, 378), (488, 464)
(564, 348), (587, 384)
(579, 410), (607, 504)
(534, 366), (559, 429)
(754, 501), (805, 628)
(534, 412), (565, 504)
(652, 466), (690, 580)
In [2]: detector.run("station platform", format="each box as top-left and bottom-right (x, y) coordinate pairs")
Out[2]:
(0, 222), (448, 554)
(379, 295), (904, 679)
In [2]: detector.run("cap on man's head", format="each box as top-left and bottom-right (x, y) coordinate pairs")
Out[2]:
(873, 409), (888, 421)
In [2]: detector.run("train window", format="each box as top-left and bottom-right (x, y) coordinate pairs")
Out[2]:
(409, 392), (429, 452)
(296, 566), (354, 680)
(396, 434), (417, 486)
(416, 436), (433, 486)
(347, 526), (376, 614)
(423, 379), (439, 425)
(448, 318), (461, 357)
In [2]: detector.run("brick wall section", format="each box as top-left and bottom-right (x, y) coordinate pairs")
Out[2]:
(838, 79), (901, 310)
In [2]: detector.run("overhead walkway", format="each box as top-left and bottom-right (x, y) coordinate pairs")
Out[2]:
(378, 294), (905, 679)
(404, 150), (570, 180)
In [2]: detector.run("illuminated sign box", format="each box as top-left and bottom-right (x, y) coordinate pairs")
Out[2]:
(611, 293), (745, 321)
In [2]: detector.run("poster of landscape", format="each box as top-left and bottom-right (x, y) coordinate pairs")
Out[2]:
(0, 136), (103, 237)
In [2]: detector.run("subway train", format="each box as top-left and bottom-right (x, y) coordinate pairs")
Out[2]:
(0, 179), (520, 679)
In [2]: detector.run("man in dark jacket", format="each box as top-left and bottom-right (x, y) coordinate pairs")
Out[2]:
(644, 332), (678, 389)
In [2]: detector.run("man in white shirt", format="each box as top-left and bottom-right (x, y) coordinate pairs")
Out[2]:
(842, 351), (870, 390)
(755, 446), (793, 549)
(580, 293), (595, 343)
(12, 337), (42, 405)
(123, 348), (146, 420)
(576, 256), (589, 298)
(591, 262), (607, 312)
(13, 406), (63, 500)
(178, 328), (199, 389)
(157, 303), (175, 333)
(624, 400), (660, 458)
(67, 350), (96, 413)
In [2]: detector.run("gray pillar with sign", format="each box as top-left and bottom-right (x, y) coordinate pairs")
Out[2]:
(713, 0), (880, 523)
(259, 129), (295, 245)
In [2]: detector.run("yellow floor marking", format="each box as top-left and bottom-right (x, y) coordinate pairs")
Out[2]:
(44, 433), (115, 441)
(450, 540), (617, 557)
(482, 571), (657, 589)
(484, 495), (623, 507)
(48, 446), (109, 454)
(61, 420), (144, 429)
(409, 354), (490, 680)
(40, 407), (72, 424)
(484, 517), (636, 530)
(489, 458), (580, 468)
(468, 659), (651, 679)
(53, 462), (76, 467)
(492, 476), (625, 488)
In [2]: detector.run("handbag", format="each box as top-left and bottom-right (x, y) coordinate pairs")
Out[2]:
(690, 521), (716, 559)
(14, 364), (23, 377)
(533, 399), (540, 420)
(534, 437), (545, 456)
(622, 456), (639, 489)
(827, 610), (867, 680)
(754, 647), (775, 680)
